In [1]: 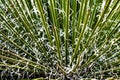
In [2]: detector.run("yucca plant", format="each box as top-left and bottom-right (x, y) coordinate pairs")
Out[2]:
(0, 0), (120, 79)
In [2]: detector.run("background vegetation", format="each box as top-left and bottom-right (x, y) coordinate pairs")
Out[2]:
(0, 0), (120, 79)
